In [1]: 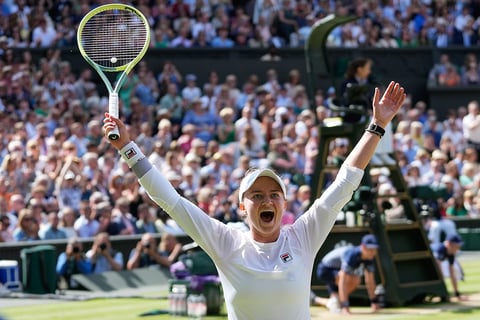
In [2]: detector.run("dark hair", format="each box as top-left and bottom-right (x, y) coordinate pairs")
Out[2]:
(344, 57), (372, 79)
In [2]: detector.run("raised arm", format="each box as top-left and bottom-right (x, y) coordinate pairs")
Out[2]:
(343, 81), (406, 170)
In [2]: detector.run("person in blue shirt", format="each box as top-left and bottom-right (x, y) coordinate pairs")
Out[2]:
(211, 26), (235, 48)
(39, 212), (67, 240)
(311, 234), (381, 315)
(85, 232), (124, 274)
(56, 238), (92, 289)
(430, 234), (467, 301)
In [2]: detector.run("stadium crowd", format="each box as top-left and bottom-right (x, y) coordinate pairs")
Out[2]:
(2, 1), (480, 50)
(0, 0), (479, 245)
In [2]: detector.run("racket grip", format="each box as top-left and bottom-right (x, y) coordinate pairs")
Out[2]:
(108, 127), (120, 140)
(108, 92), (120, 140)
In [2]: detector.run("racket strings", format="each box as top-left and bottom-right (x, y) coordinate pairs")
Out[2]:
(80, 9), (148, 68)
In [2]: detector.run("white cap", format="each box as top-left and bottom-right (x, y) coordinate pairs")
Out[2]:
(238, 168), (287, 202)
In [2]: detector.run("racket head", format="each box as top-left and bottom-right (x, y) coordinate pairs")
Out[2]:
(77, 4), (150, 75)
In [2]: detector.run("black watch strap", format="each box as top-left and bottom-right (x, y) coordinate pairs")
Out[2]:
(366, 123), (385, 138)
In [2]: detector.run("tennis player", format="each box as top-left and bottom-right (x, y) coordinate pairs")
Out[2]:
(103, 81), (406, 319)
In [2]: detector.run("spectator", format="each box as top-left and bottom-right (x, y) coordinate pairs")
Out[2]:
(446, 195), (468, 217)
(39, 211), (67, 240)
(58, 206), (77, 239)
(267, 138), (297, 178)
(30, 17), (58, 48)
(56, 237), (92, 289)
(376, 27), (399, 48)
(438, 64), (461, 87)
(111, 196), (137, 236)
(192, 11), (215, 43)
(274, 0), (298, 46)
(86, 232), (124, 274)
(12, 208), (39, 242)
(127, 233), (176, 270)
(55, 153), (83, 212)
(181, 74), (202, 104)
(74, 200), (100, 239)
(155, 118), (173, 149)
(211, 26), (235, 48)
(238, 124), (267, 168)
(463, 189), (480, 217)
(0, 214), (13, 242)
(157, 83), (186, 124)
(462, 100), (480, 157)
(216, 107), (236, 145)
(135, 203), (158, 234)
(460, 53), (480, 85)
(181, 99), (218, 144)
(158, 232), (183, 264)
(5, 193), (24, 232)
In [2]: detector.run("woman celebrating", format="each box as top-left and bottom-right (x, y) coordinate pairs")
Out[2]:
(103, 81), (406, 319)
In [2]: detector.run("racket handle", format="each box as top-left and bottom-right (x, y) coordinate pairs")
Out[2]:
(108, 92), (120, 140)
(108, 127), (120, 140)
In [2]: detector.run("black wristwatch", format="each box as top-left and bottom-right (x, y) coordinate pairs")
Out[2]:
(365, 123), (385, 138)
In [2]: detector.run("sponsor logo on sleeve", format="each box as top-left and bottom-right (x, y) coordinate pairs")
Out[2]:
(125, 148), (137, 159)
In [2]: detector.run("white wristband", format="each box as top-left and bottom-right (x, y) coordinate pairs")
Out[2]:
(119, 141), (145, 168)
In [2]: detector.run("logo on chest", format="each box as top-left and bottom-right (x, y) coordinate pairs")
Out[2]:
(280, 252), (292, 263)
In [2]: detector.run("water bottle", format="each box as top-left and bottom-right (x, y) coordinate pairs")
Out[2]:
(168, 291), (177, 315)
(187, 294), (197, 318)
(346, 211), (356, 227)
(177, 287), (188, 316)
(197, 293), (207, 317)
(170, 284), (188, 315)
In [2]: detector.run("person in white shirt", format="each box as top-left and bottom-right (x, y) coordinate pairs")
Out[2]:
(462, 100), (480, 156)
(103, 81), (406, 319)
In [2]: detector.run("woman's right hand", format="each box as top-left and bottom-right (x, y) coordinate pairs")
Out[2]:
(103, 112), (131, 150)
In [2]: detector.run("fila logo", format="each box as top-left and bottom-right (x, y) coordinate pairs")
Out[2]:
(125, 148), (137, 159)
(280, 252), (292, 263)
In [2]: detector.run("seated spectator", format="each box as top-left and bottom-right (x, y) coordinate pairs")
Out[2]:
(158, 233), (183, 264)
(39, 211), (67, 240)
(428, 54), (456, 86)
(58, 206), (77, 239)
(0, 214), (13, 242)
(56, 238), (92, 289)
(86, 232), (124, 274)
(445, 195), (468, 217)
(459, 162), (478, 190)
(181, 99), (218, 144)
(462, 189), (478, 217)
(211, 26), (235, 48)
(438, 64), (461, 87)
(13, 208), (40, 242)
(127, 233), (178, 270)
(135, 203), (158, 234)
(74, 200), (100, 238)
(111, 196), (137, 235)
(460, 53), (480, 85)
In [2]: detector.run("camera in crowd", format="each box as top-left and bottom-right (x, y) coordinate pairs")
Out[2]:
(142, 242), (151, 249)
(99, 243), (107, 251)
(72, 246), (80, 253)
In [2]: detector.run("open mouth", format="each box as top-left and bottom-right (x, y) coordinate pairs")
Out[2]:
(260, 211), (274, 223)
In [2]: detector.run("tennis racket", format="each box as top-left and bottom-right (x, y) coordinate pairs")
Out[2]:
(77, 4), (150, 140)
